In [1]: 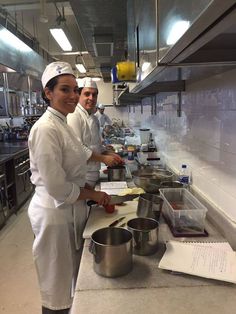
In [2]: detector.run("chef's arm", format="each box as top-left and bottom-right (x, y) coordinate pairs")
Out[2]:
(82, 142), (123, 167)
(78, 188), (111, 206)
(89, 151), (123, 167)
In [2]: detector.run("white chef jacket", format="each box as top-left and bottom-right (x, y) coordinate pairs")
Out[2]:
(67, 104), (93, 158)
(87, 113), (105, 160)
(67, 104), (105, 185)
(28, 107), (91, 310)
(94, 110), (112, 127)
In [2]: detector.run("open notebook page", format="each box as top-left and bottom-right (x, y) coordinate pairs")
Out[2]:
(158, 241), (236, 284)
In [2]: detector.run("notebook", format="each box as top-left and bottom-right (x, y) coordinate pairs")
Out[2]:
(158, 240), (236, 284)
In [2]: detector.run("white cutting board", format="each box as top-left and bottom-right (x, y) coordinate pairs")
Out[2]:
(83, 200), (138, 238)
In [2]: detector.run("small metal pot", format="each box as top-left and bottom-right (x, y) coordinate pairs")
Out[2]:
(137, 193), (163, 221)
(108, 165), (126, 181)
(89, 227), (133, 277)
(127, 217), (159, 256)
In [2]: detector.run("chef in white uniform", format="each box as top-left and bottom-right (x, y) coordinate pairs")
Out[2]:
(67, 77), (123, 188)
(28, 62), (111, 314)
(86, 110), (104, 186)
(95, 103), (112, 127)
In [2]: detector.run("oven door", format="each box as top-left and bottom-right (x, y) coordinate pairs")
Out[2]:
(15, 162), (33, 207)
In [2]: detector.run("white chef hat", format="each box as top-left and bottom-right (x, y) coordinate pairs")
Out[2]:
(79, 77), (98, 89)
(97, 103), (105, 109)
(41, 61), (75, 88)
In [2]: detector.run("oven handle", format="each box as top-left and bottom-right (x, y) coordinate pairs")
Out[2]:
(17, 168), (31, 176)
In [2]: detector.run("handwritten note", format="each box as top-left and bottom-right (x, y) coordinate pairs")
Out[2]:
(158, 241), (236, 284)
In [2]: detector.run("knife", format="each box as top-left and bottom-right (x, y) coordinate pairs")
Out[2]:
(109, 216), (125, 227)
(87, 193), (140, 207)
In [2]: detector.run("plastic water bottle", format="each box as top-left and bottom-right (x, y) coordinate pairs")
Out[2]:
(179, 164), (190, 186)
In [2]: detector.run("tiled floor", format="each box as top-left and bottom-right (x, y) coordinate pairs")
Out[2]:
(0, 200), (41, 314)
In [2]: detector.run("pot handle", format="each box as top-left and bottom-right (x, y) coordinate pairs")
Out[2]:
(89, 240), (96, 255)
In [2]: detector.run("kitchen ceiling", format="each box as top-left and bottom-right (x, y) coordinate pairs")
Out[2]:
(0, 0), (128, 82)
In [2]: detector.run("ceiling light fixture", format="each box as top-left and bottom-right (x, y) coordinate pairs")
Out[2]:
(50, 4), (72, 51)
(92, 77), (101, 82)
(75, 54), (87, 73)
(50, 28), (72, 51)
(75, 63), (86, 73)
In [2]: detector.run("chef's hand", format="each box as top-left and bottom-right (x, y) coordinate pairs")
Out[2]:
(105, 144), (115, 151)
(85, 183), (94, 190)
(93, 191), (111, 206)
(103, 154), (124, 167)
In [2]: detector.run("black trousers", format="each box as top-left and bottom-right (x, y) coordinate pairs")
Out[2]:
(42, 307), (70, 314)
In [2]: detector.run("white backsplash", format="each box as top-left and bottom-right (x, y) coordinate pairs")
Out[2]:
(123, 67), (236, 225)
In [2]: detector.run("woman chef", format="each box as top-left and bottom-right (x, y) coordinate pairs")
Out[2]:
(28, 61), (111, 314)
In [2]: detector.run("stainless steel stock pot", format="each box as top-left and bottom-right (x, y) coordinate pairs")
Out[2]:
(89, 227), (133, 277)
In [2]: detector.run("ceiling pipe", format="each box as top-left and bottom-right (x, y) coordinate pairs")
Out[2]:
(39, 0), (48, 23)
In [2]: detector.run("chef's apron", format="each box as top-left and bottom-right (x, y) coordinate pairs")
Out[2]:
(28, 186), (87, 310)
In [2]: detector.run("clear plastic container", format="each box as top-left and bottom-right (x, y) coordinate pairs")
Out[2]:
(159, 188), (207, 232)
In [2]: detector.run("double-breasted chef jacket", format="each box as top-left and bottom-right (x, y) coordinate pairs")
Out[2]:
(28, 107), (91, 310)
(67, 103), (105, 185)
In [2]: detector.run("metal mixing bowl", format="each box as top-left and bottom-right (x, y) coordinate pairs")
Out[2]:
(132, 169), (173, 193)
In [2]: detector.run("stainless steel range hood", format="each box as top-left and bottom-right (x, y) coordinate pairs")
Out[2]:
(131, 0), (236, 95)
(161, 1), (236, 65)
(0, 24), (46, 79)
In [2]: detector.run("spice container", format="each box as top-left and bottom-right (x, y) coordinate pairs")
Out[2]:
(127, 145), (135, 160)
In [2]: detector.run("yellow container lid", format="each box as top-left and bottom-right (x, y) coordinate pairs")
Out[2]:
(116, 61), (136, 81)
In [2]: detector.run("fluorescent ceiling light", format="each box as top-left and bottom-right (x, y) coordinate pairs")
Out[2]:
(166, 20), (190, 45)
(50, 28), (72, 51)
(92, 77), (101, 81)
(141, 62), (151, 72)
(0, 28), (32, 52)
(75, 63), (86, 73)
(53, 51), (89, 56)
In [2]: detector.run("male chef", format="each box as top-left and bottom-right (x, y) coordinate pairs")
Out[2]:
(67, 77), (123, 187)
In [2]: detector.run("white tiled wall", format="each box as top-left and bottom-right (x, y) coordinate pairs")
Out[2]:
(113, 67), (236, 227)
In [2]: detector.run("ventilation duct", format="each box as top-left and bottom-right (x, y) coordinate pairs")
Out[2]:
(93, 34), (114, 57)
(100, 63), (112, 82)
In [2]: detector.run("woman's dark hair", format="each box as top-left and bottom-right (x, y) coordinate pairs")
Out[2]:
(42, 76), (60, 105)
